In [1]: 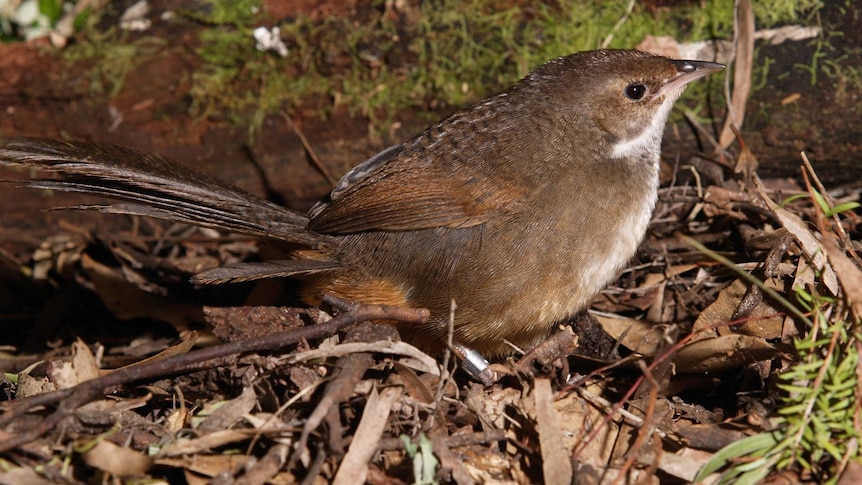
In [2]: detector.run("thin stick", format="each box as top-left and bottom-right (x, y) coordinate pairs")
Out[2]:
(0, 303), (429, 453)
(282, 111), (338, 186)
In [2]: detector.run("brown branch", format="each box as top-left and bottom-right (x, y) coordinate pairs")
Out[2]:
(288, 323), (388, 472)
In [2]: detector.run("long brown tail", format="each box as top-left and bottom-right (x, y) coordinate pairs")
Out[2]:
(0, 137), (328, 248)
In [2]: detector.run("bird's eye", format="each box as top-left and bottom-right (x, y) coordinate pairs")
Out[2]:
(624, 83), (647, 100)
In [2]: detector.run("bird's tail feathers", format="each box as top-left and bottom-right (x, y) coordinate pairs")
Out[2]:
(0, 137), (326, 248)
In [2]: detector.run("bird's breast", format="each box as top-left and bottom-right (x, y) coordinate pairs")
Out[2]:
(501, 157), (660, 323)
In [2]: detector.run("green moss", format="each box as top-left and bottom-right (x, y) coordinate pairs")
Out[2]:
(261, 0), (741, 131)
(63, 28), (166, 98)
(753, 0), (823, 27)
(58, 0), (830, 138)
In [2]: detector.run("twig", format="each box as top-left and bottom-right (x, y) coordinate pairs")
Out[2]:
(800, 151), (862, 266)
(435, 299), (457, 403)
(281, 112), (338, 186)
(0, 303), (429, 453)
(717, 0), (755, 150)
(683, 234), (812, 326)
(600, 0), (636, 49)
(683, 111), (724, 158)
(234, 443), (290, 485)
(575, 387), (667, 439)
(611, 360), (661, 485)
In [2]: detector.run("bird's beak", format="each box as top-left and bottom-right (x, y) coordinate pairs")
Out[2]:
(659, 59), (725, 95)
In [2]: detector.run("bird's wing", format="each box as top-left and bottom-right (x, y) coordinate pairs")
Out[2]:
(307, 140), (525, 234)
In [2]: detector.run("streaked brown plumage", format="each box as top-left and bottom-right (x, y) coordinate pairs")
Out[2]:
(0, 50), (722, 356)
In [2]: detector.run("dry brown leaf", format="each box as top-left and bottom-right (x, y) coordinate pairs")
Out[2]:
(82, 440), (154, 477)
(673, 334), (784, 374)
(391, 361), (436, 404)
(636, 35), (734, 64)
(242, 412), (290, 433)
(838, 460), (862, 485)
(755, 179), (839, 294)
(288, 340), (439, 376)
(464, 384), (521, 430)
(822, 236), (862, 319)
(332, 385), (403, 485)
(157, 454), (254, 480)
(641, 264), (699, 287)
(157, 429), (258, 457)
(296, 347), (374, 463)
(197, 386), (257, 433)
(562, 385), (621, 468)
(534, 378), (573, 485)
(734, 143), (760, 185)
(15, 373), (56, 399)
(76, 395), (152, 417)
(657, 447), (715, 483)
(781, 92), (802, 105)
(703, 185), (766, 219)
(461, 450), (519, 484)
(0, 466), (61, 485)
(165, 406), (189, 432)
(592, 312), (666, 356)
(47, 339), (100, 389)
(718, 0), (755, 150)
(289, 365), (324, 397)
(116, 331), (198, 371)
(80, 252), (204, 330)
(692, 279), (784, 340)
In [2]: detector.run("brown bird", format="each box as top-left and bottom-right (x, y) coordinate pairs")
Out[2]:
(0, 49), (722, 361)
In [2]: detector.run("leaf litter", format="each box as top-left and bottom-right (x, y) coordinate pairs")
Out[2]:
(1, 4), (861, 484)
(1, 137), (859, 484)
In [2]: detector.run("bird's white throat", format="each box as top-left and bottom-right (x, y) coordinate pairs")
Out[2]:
(610, 95), (679, 162)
